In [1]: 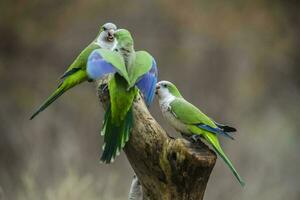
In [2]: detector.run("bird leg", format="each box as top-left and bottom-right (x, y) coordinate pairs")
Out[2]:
(99, 83), (109, 94)
(191, 135), (202, 143)
(181, 133), (201, 143)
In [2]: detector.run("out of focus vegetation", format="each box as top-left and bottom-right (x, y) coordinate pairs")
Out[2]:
(0, 0), (300, 199)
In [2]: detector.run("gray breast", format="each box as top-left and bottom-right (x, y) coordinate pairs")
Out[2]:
(160, 102), (190, 134)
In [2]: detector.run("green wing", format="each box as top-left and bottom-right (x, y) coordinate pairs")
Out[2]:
(128, 51), (153, 87)
(108, 73), (137, 124)
(95, 49), (130, 84)
(170, 98), (217, 128)
(61, 42), (99, 79)
(101, 105), (133, 163)
(100, 73), (138, 163)
(30, 42), (99, 120)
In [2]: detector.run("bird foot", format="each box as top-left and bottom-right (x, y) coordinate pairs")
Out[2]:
(100, 83), (109, 94)
(182, 134), (201, 143)
(98, 83), (110, 103)
(191, 135), (202, 143)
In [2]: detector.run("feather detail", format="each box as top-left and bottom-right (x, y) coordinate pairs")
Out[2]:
(100, 106), (133, 163)
(202, 132), (245, 186)
(60, 67), (81, 80)
(197, 124), (234, 140)
(215, 122), (237, 132)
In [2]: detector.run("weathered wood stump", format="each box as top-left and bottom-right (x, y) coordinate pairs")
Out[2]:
(97, 80), (217, 200)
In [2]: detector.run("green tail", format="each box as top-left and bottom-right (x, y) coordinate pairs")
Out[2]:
(30, 70), (86, 120)
(203, 132), (245, 186)
(30, 85), (67, 120)
(100, 105), (133, 163)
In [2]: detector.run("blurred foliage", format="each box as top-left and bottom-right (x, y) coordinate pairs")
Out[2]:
(0, 0), (300, 199)
(17, 169), (123, 200)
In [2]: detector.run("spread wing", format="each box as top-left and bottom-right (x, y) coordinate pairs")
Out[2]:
(136, 59), (158, 106)
(86, 49), (130, 83)
(128, 51), (153, 87)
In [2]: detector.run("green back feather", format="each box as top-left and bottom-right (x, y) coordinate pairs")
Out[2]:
(108, 73), (137, 125)
(128, 51), (153, 87)
(63, 42), (100, 78)
(100, 106), (133, 163)
(170, 98), (217, 127)
(96, 49), (130, 84)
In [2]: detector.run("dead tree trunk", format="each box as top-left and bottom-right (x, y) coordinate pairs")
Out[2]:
(97, 80), (217, 200)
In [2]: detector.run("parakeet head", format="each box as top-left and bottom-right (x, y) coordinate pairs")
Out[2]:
(114, 29), (134, 49)
(156, 81), (183, 99)
(97, 22), (117, 44)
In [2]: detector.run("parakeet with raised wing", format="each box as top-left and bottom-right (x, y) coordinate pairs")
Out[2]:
(135, 59), (158, 107)
(86, 29), (158, 163)
(30, 22), (117, 120)
(156, 81), (245, 186)
(114, 29), (158, 107)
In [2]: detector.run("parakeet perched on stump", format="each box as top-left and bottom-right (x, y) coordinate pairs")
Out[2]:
(86, 29), (158, 163)
(30, 23), (117, 120)
(156, 80), (245, 186)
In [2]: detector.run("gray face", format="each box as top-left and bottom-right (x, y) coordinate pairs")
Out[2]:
(102, 22), (117, 31)
(155, 81), (171, 97)
(98, 22), (117, 43)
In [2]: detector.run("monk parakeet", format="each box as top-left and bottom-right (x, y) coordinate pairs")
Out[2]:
(86, 29), (158, 163)
(156, 81), (245, 186)
(30, 22), (117, 120)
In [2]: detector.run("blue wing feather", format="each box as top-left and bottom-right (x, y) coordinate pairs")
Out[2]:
(136, 59), (158, 107)
(197, 124), (234, 140)
(87, 50), (117, 80)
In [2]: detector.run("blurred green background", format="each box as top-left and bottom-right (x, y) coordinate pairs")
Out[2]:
(1, 0), (300, 199)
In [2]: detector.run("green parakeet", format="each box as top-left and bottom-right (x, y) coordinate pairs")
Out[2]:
(86, 29), (157, 163)
(30, 23), (117, 120)
(156, 80), (245, 186)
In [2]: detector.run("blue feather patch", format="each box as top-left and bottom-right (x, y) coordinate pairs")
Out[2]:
(136, 59), (158, 107)
(197, 124), (234, 140)
(87, 50), (117, 80)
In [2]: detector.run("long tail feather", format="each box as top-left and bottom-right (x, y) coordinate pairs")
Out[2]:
(30, 70), (87, 120)
(100, 106), (133, 163)
(203, 132), (245, 186)
(30, 85), (67, 120)
(215, 122), (237, 132)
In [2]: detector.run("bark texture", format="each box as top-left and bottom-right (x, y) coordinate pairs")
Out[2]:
(97, 80), (217, 200)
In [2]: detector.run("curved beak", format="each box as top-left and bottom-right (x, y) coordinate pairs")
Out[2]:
(155, 85), (160, 95)
(107, 29), (115, 42)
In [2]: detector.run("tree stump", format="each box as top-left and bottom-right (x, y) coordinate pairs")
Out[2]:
(97, 80), (217, 200)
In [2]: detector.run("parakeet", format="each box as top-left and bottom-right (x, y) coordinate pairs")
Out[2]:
(114, 29), (158, 107)
(30, 22), (117, 120)
(86, 29), (158, 163)
(156, 80), (245, 186)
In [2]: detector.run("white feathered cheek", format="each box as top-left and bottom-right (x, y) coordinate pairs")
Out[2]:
(158, 87), (170, 99)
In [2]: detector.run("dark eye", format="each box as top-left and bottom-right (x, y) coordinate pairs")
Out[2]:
(103, 27), (107, 31)
(163, 84), (167, 88)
